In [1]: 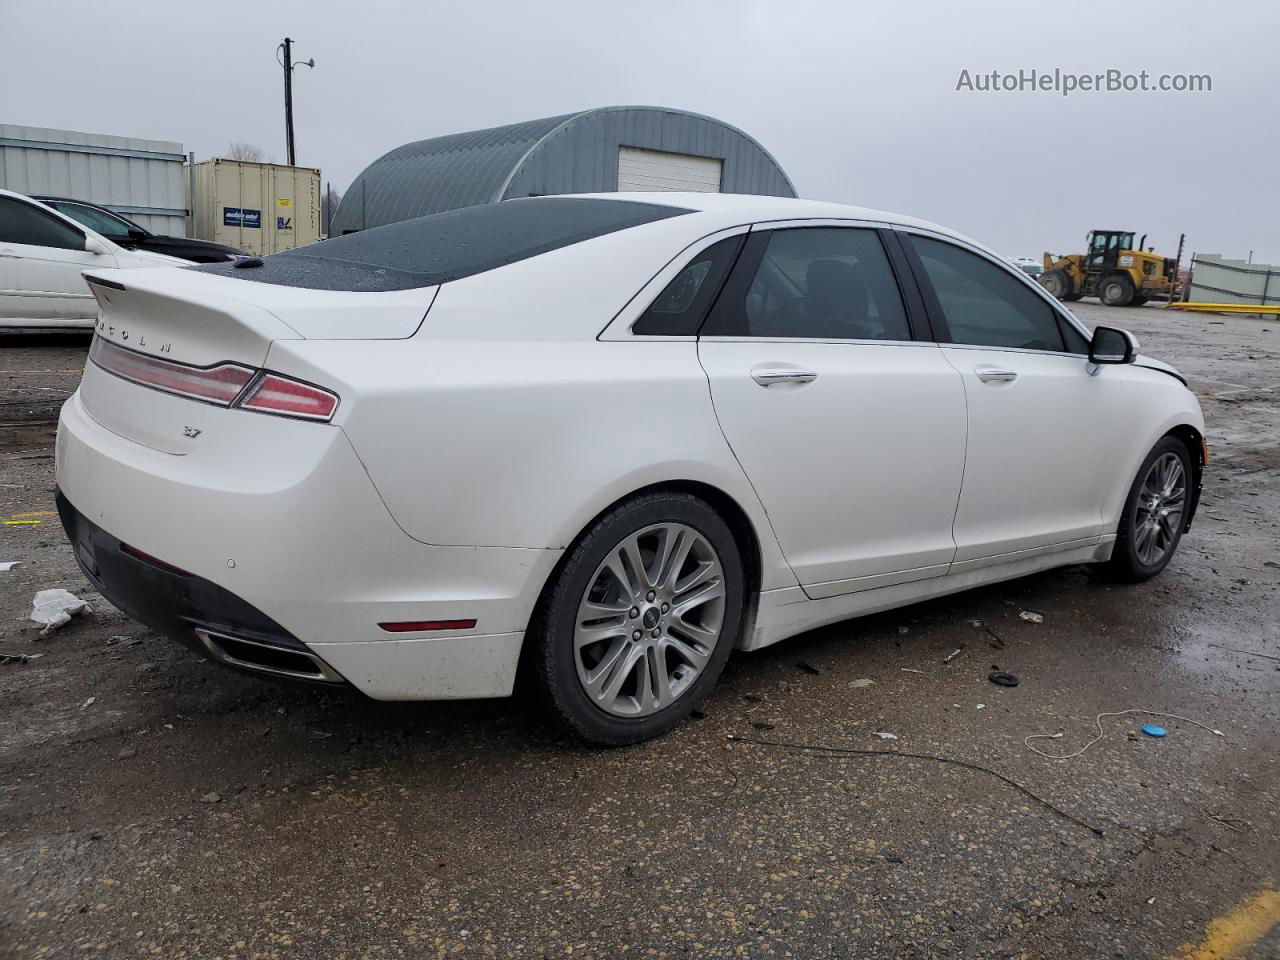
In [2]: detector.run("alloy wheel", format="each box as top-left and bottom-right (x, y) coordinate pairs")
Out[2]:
(1133, 452), (1186, 565)
(573, 522), (726, 718)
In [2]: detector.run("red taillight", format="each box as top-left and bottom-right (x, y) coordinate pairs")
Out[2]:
(238, 374), (339, 421)
(89, 337), (339, 423)
(90, 337), (254, 406)
(378, 619), (478, 633)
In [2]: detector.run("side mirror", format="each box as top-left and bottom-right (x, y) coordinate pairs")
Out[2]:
(1089, 325), (1138, 365)
(127, 228), (147, 241)
(84, 236), (110, 256)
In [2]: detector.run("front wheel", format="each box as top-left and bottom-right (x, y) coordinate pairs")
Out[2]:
(1039, 270), (1070, 299)
(529, 492), (745, 745)
(1105, 437), (1192, 581)
(1099, 273), (1135, 306)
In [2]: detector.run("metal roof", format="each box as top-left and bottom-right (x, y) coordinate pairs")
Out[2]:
(333, 106), (796, 234)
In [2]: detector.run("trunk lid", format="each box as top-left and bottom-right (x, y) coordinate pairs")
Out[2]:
(77, 266), (433, 453)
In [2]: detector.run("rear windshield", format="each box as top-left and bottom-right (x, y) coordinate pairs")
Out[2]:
(192, 197), (691, 291)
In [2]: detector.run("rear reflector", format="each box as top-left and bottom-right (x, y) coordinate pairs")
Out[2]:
(90, 337), (254, 406)
(378, 619), (478, 633)
(238, 374), (339, 421)
(120, 542), (192, 576)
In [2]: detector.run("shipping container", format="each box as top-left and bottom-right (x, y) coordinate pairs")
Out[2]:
(0, 124), (187, 235)
(186, 159), (321, 256)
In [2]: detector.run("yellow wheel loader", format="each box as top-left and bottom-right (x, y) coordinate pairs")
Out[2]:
(1039, 230), (1176, 306)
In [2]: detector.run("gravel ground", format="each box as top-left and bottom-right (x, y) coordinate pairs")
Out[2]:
(1, 302), (1277, 958)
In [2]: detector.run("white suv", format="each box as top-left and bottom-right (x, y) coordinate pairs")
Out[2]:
(0, 189), (182, 331)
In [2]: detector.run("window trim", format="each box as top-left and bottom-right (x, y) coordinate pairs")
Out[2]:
(695, 220), (928, 345)
(895, 226), (1094, 357)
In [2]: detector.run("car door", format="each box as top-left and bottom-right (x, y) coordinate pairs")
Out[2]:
(900, 230), (1134, 568)
(697, 222), (968, 599)
(0, 195), (112, 322)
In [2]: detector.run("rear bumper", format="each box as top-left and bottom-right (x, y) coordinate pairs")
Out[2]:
(55, 388), (561, 699)
(58, 492), (349, 687)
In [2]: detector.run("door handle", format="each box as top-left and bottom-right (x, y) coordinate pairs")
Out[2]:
(751, 367), (819, 386)
(975, 367), (1018, 384)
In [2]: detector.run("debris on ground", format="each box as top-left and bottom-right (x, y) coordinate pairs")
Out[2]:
(1142, 724), (1167, 738)
(942, 647), (965, 664)
(1025, 709), (1224, 760)
(1, 560), (21, 572)
(751, 721), (776, 731)
(1, 651), (44, 665)
(896, 625), (910, 635)
(989, 670), (1020, 687)
(728, 734), (1105, 836)
(200, 792), (222, 804)
(873, 731), (898, 740)
(30, 588), (93, 636)
(107, 635), (142, 647)
(1019, 611), (1044, 624)
(1207, 642), (1280, 663)
(848, 678), (875, 688)
(116, 747), (136, 760)
(80, 696), (96, 710)
(796, 661), (821, 675)
(900, 668), (926, 675)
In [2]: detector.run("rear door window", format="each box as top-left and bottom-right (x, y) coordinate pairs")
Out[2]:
(909, 236), (1068, 352)
(703, 227), (911, 340)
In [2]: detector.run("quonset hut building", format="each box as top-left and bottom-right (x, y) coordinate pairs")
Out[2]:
(331, 105), (796, 233)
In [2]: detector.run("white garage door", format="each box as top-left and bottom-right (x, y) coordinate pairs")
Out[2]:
(617, 146), (723, 193)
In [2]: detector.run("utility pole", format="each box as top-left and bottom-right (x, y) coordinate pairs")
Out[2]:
(278, 37), (314, 166)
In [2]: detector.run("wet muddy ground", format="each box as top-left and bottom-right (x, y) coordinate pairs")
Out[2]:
(1, 302), (1277, 958)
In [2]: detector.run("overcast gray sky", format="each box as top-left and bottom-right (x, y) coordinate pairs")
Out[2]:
(4, 0), (1277, 261)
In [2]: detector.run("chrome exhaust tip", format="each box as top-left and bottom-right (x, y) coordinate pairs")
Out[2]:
(194, 628), (346, 684)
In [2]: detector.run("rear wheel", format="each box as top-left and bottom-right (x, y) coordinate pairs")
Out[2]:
(530, 492), (744, 745)
(1039, 270), (1070, 299)
(1099, 273), (1135, 306)
(1106, 437), (1191, 581)
(1131, 295), (1149, 307)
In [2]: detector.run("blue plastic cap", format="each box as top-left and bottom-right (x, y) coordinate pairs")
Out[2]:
(1142, 723), (1167, 738)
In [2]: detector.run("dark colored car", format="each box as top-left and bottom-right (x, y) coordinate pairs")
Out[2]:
(33, 196), (245, 264)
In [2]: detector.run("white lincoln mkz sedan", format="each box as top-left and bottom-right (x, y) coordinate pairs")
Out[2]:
(55, 194), (1205, 744)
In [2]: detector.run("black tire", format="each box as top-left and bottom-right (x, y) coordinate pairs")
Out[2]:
(1063, 291), (1084, 302)
(1039, 270), (1070, 300)
(1131, 295), (1149, 307)
(1099, 273), (1135, 306)
(1105, 436), (1192, 581)
(529, 491), (745, 746)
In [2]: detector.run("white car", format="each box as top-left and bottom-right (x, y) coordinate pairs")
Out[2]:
(55, 194), (1205, 744)
(0, 188), (183, 330)
(1009, 256), (1043, 278)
